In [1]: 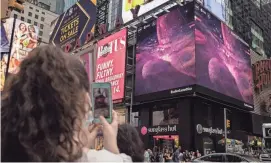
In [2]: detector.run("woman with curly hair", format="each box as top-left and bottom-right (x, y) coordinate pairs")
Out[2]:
(1, 45), (132, 162)
(117, 124), (145, 162)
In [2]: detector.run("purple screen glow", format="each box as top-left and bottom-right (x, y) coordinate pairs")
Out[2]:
(135, 4), (195, 96)
(195, 8), (253, 105)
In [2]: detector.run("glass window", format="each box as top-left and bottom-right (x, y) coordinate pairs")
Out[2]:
(21, 17), (24, 21)
(40, 24), (44, 29)
(34, 22), (38, 26)
(42, 12), (45, 15)
(226, 155), (243, 162)
(36, 9), (39, 12)
(251, 21), (265, 56)
(200, 155), (224, 162)
(152, 104), (179, 126)
(28, 12), (32, 17)
(27, 19), (31, 23)
(14, 14), (18, 18)
(35, 15), (39, 19)
(41, 17), (45, 21)
(29, 6), (33, 9)
(39, 31), (43, 36)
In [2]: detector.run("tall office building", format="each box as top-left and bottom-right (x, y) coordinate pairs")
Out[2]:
(55, 0), (65, 15)
(11, 1), (59, 44)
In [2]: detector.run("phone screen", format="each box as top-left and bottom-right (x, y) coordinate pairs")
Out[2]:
(93, 87), (110, 118)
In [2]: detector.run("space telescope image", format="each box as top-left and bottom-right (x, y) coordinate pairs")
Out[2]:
(135, 3), (196, 96)
(195, 7), (253, 104)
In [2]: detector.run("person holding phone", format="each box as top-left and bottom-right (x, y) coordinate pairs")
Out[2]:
(1, 45), (131, 162)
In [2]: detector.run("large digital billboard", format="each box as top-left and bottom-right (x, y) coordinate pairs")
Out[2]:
(95, 28), (127, 103)
(122, 0), (170, 23)
(9, 19), (39, 74)
(195, 6), (253, 106)
(50, 0), (96, 52)
(135, 3), (195, 102)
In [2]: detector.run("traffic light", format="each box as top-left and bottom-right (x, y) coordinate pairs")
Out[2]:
(226, 119), (231, 129)
(8, 0), (25, 12)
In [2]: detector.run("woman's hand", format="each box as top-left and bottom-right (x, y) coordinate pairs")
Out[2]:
(99, 110), (119, 154)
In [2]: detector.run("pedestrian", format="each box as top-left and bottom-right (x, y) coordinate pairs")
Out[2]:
(196, 150), (201, 158)
(172, 146), (181, 162)
(1, 45), (132, 162)
(144, 149), (150, 162)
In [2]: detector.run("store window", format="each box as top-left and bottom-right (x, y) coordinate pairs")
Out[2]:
(251, 21), (265, 56)
(152, 104), (179, 126)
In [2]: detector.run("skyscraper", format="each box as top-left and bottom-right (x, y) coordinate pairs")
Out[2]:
(55, 0), (65, 14)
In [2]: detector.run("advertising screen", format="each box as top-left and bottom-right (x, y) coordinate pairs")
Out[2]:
(50, 0), (96, 52)
(95, 28), (127, 103)
(195, 6), (253, 106)
(135, 3), (195, 101)
(122, 0), (170, 23)
(9, 19), (39, 74)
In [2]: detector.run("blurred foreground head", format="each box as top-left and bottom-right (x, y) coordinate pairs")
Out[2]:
(117, 124), (144, 162)
(1, 45), (90, 162)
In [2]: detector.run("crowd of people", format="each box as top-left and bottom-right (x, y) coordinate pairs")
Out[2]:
(143, 147), (202, 162)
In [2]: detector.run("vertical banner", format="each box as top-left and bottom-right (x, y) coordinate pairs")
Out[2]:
(9, 19), (39, 74)
(79, 44), (97, 83)
(95, 28), (127, 103)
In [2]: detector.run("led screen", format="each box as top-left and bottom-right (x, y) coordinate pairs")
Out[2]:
(195, 6), (253, 105)
(135, 3), (195, 98)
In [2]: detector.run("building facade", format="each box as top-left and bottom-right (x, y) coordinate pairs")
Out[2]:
(231, 0), (271, 58)
(11, 1), (59, 44)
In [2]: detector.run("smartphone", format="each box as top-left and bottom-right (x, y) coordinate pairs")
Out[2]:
(91, 82), (113, 123)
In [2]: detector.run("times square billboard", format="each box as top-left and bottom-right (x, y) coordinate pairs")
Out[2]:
(134, 2), (254, 110)
(50, 0), (96, 52)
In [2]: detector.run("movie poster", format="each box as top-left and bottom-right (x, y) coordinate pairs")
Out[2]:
(135, 4), (195, 98)
(1, 54), (9, 91)
(1, 19), (14, 53)
(9, 19), (39, 74)
(195, 5), (253, 105)
(50, 0), (96, 52)
(95, 28), (127, 103)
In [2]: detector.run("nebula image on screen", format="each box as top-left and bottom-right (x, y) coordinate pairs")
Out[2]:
(195, 8), (253, 104)
(135, 4), (195, 96)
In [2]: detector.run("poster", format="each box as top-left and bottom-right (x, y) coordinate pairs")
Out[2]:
(1, 19), (13, 53)
(9, 19), (39, 74)
(50, 0), (96, 52)
(95, 28), (127, 102)
(1, 54), (9, 91)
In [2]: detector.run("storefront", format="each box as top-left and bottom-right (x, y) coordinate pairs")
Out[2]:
(134, 97), (258, 154)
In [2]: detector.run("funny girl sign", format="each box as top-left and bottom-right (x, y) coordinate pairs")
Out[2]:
(95, 28), (127, 103)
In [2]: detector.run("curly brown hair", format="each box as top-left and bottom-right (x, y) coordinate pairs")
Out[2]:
(1, 45), (90, 162)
